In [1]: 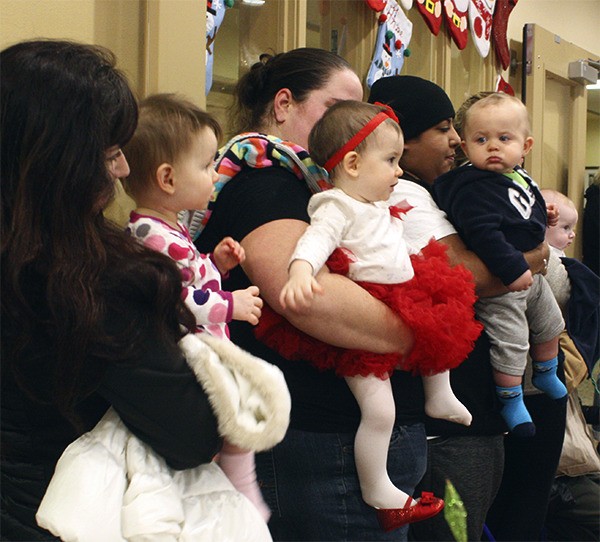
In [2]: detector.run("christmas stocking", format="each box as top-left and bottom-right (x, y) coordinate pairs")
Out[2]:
(206, 0), (233, 94)
(444, 0), (469, 49)
(492, 0), (518, 70)
(400, 0), (413, 10)
(365, 0), (387, 10)
(366, 0), (413, 88)
(496, 74), (515, 95)
(468, 0), (496, 57)
(415, 0), (443, 36)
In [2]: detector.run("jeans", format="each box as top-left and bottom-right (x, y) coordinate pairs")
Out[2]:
(256, 423), (427, 541)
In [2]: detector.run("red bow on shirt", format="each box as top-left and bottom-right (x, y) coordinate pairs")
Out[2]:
(389, 199), (414, 219)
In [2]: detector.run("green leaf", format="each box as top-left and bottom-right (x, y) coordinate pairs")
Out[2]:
(444, 479), (467, 542)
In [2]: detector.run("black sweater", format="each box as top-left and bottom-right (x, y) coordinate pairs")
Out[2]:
(197, 165), (426, 433)
(433, 164), (547, 286)
(1, 294), (220, 540)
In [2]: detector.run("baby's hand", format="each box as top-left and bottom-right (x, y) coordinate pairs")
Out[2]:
(508, 269), (533, 292)
(546, 203), (559, 227)
(232, 286), (262, 325)
(279, 260), (324, 311)
(213, 237), (245, 275)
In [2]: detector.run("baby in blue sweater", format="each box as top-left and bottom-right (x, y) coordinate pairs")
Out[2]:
(433, 93), (567, 437)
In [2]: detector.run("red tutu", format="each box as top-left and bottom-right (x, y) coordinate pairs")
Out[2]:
(254, 239), (483, 379)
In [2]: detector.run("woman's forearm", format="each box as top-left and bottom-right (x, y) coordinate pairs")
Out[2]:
(523, 241), (550, 275)
(440, 234), (550, 298)
(291, 268), (414, 355)
(439, 233), (507, 297)
(241, 219), (414, 356)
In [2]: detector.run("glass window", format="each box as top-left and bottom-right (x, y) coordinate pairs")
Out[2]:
(207, 0), (282, 135)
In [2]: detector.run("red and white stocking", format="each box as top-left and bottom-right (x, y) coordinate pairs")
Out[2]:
(468, 0), (496, 57)
(416, 0), (443, 36)
(443, 0), (469, 49)
(496, 74), (515, 95)
(492, 0), (518, 70)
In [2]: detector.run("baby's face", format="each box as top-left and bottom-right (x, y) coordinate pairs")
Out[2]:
(172, 127), (219, 212)
(546, 203), (578, 251)
(462, 103), (532, 174)
(342, 123), (404, 203)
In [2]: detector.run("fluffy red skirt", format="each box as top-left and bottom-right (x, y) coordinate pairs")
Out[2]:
(254, 240), (483, 379)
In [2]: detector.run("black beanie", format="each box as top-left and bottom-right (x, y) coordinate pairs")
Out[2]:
(368, 75), (455, 140)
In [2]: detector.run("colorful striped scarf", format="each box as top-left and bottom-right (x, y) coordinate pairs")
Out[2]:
(185, 133), (331, 240)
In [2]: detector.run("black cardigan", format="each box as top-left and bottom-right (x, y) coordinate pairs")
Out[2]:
(1, 294), (220, 539)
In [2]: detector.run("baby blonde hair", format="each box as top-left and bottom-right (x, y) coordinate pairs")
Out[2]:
(540, 188), (576, 210)
(463, 92), (531, 138)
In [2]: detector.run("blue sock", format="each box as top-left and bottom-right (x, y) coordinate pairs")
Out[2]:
(532, 357), (568, 401)
(496, 385), (536, 437)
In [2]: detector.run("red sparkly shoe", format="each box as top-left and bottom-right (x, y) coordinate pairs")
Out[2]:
(376, 491), (445, 532)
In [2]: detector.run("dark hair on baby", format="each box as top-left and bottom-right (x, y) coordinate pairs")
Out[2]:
(231, 47), (352, 135)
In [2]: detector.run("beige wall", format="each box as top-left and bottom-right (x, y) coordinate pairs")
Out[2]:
(0, 0), (95, 45)
(506, 0), (600, 57)
(0, 0), (204, 104)
(144, 0), (205, 106)
(2, 0), (597, 96)
(504, 0), (600, 170)
(0, 0), (144, 94)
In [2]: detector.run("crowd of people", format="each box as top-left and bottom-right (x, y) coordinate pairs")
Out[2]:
(2, 38), (598, 542)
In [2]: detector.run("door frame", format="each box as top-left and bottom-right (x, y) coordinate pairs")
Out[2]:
(520, 23), (595, 257)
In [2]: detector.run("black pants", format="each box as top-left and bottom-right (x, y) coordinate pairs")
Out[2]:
(409, 434), (504, 542)
(545, 474), (600, 542)
(484, 391), (567, 541)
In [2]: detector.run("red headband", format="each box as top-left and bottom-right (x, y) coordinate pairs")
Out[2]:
(323, 102), (399, 174)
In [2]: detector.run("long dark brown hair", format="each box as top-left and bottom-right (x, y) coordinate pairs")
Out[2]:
(1, 40), (195, 424)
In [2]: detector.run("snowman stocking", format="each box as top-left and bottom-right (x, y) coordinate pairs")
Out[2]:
(366, 0), (413, 88)
(468, 0), (496, 57)
(415, 0), (443, 36)
(206, 0), (233, 94)
(492, 0), (518, 70)
(444, 0), (469, 49)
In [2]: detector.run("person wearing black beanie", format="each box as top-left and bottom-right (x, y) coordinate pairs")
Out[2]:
(369, 75), (456, 141)
(368, 75), (458, 186)
(366, 75), (550, 542)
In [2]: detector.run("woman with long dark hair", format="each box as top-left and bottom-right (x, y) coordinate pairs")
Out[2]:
(1, 40), (220, 539)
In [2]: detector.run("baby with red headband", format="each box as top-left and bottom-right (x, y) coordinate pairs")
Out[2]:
(258, 100), (483, 531)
